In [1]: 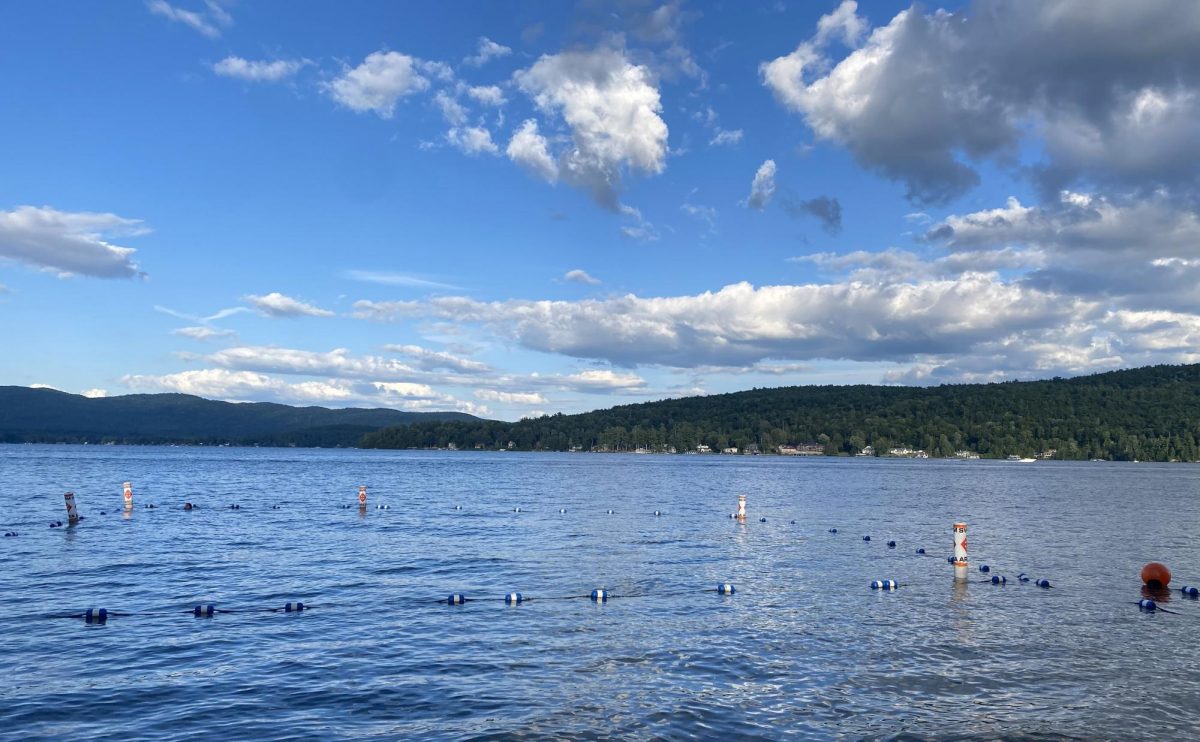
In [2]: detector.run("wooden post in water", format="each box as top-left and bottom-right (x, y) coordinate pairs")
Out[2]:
(953, 522), (968, 581)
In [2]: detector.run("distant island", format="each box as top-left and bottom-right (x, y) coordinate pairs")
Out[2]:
(361, 364), (1200, 462)
(0, 386), (476, 447)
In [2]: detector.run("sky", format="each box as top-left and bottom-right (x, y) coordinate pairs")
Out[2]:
(2, 1), (1199, 421)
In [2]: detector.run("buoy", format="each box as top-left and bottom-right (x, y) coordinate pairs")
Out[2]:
(952, 522), (968, 582)
(447, 594), (467, 605)
(759, 517), (767, 523)
(1017, 573), (1030, 583)
(454, 505), (462, 510)
(887, 540), (896, 548)
(229, 504), (241, 510)
(63, 492), (79, 524)
(1141, 562), (1171, 589)
(606, 509), (614, 515)
(123, 481), (133, 510)
(654, 510), (662, 516)
(990, 575), (1006, 585)
(183, 502), (194, 510)
(144, 503), (155, 509)
(717, 583), (735, 595)
(1181, 586), (1199, 597)
(1036, 579), (1051, 589)
(916, 548), (925, 554)
(84, 608), (108, 624)
(271, 505), (280, 510)
(513, 507), (521, 513)
(590, 589), (609, 602)
(979, 564), (990, 573)
(49, 521), (62, 528)
(790, 520), (796, 524)
(376, 504), (390, 510)
(871, 580), (898, 590)
(729, 513), (736, 519)
(559, 508), (566, 513)
(1138, 599), (1158, 611)
(504, 592), (523, 605)
(193, 604), (215, 618)
(284, 602), (305, 612)
(358, 485), (367, 506)
(863, 535), (871, 541)
(737, 494), (746, 520)
(3, 532), (14, 537)
(829, 528), (837, 533)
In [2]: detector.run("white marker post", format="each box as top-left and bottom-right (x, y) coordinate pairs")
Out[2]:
(64, 492), (79, 524)
(737, 494), (747, 521)
(358, 485), (367, 507)
(123, 481), (133, 510)
(953, 521), (968, 581)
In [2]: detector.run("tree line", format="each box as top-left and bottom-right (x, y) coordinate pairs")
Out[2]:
(360, 364), (1200, 462)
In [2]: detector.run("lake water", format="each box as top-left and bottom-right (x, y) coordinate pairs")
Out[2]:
(1, 445), (1198, 739)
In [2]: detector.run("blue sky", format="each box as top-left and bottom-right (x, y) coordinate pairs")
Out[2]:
(2, 1), (1198, 420)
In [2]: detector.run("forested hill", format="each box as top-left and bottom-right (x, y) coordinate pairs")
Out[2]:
(0, 387), (477, 446)
(360, 364), (1200, 462)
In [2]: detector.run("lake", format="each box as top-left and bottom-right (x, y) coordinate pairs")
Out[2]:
(1, 445), (1198, 739)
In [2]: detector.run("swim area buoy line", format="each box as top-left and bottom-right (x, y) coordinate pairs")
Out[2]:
(870, 580), (899, 590)
(717, 583), (736, 595)
(989, 575), (1007, 585)
(193, 604), (216, 618)
(504, 592), (523, 605)
(1182, 586), (1200, 597)
(590, 589), (609, 602)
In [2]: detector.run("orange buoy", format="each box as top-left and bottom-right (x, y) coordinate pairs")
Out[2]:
(1141, 562), (1171, 588)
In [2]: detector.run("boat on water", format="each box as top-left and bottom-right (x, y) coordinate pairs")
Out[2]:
(1006, 455), (1037, 462)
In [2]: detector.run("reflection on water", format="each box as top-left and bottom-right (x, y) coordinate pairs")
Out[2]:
(0, 446), (1198, 738)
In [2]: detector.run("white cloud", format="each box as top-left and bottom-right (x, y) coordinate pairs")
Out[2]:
(350, 277), (1094, 369)
(327, 51), (431, 118)
(81, 388), (108, 398)
(123, 368), (355, 403)
(0, 205), (146, 278)
(244, 292), (334, 318)
(746, 159), (776, 210)
(146, 0), (230, 38)
(474, 389), (549, 405)
(560, 369), (647, 392)
(681, 202), (717, 236)
(619, 204), (659, 242)
(434, 90), (468, 125)
(446, 126), (499, 156)
(709, 128), (743, 146)
(342, 270), (461, 290)
(464, 36), (512, 67)
(513, 47), (669, 208)
(564, 269), (600, 285)
(506, 119), (559, 182)
(382, 344), (491, 373)
(212, 56), (304, 82)
(207, 346), (420, 381)
(173, 326), (236, 341)
(465, 85), (506, 107)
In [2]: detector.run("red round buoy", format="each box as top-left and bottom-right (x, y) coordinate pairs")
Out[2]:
(1141, 562), (1171, 588)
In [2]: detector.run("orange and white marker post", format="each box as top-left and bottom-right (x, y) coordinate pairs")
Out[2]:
(358, 485), (367, 507)
(737, 494), (747, 521)
(123, 482), (133, 510)
(64, 492), (79, 523)
(953, 522), (968, 581)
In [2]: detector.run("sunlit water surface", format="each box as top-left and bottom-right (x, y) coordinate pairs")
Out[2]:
(1, 446), (1199, 739)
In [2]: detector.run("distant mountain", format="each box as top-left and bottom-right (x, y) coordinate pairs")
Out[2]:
(361, 363), (1200, 462)
(0, 387), (479, 446)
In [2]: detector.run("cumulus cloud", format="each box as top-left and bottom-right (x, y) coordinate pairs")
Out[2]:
(464, 36), (512, 67)
(746, 159), (776, 210)
(474, 389), (548, 405)
(0, 205), (146, 278)
(351, 276), (1093, 369)
(207, 346), (420, 381)
(782, 195), (842, 233)
(512, 47), (669, 208)
(327, 51), (432, 118)
(559, 369), (647, 392)
(81, 388), (108, 398)
(244, 292), (334, 318)
(761, 0), (1200, 203)
(506, 119), (559, 182)
(446, 126), (499, 156)
(564, 269), (600, 285)
(465, 85), (506, 107)
(382, 344), (491, 373)
(147, 0), (231, 38)
(123, 368), (353, 403)
(212, 56), (305, 82)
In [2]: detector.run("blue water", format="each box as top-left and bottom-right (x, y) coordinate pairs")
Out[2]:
(1, 445), (1199, 739)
